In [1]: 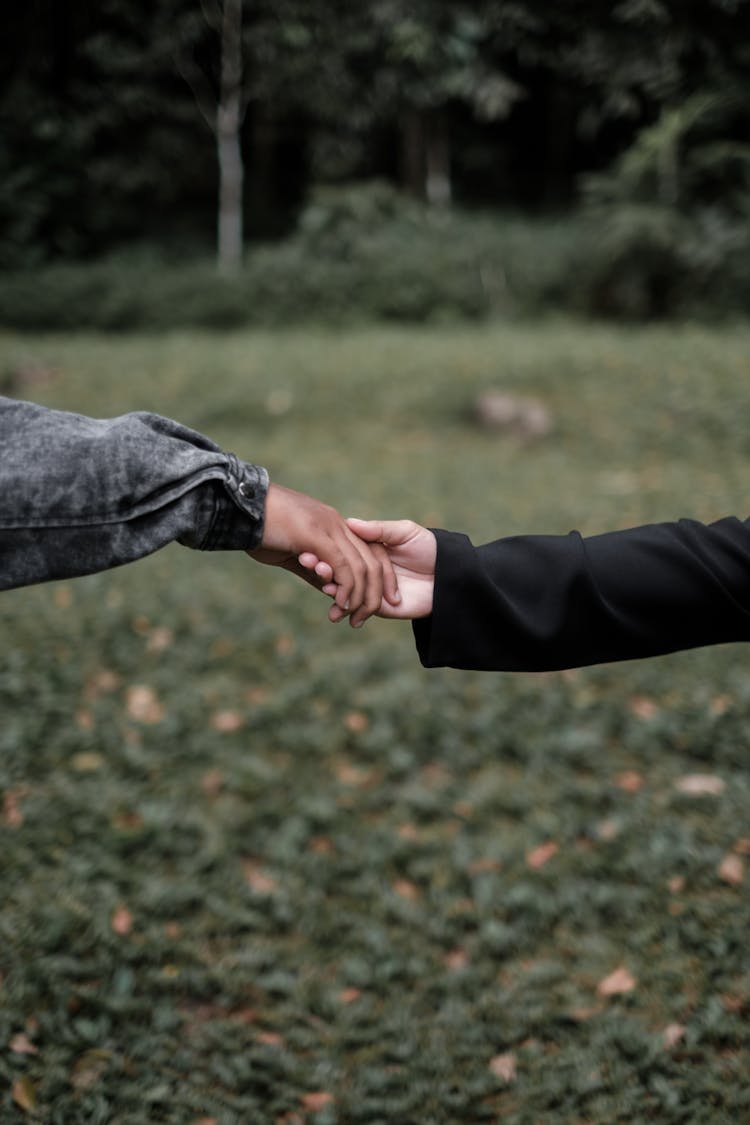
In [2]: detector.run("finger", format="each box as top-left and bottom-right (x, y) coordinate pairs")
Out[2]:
(374, 540), (401, 606)
(298, 552), (334, 582)
(345, 517), (385, 542)
(324, 542), (355, 611)
(349, 540), (399, 624)
(321, 582), (337, 596)
(328, 602), (348, 623)
(346, 517), (418, 548)
(347, 533), (385, 628)
(342, 526), (383, 616)
(331, 544), (364, 613)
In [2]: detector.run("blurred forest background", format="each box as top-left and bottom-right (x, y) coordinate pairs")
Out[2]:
(2, 0), (750, 327)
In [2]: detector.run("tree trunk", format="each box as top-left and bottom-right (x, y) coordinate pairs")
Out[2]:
(401, 109), (452, 205)
(425, 112), (451, 207)
(217, 0), (243, 273)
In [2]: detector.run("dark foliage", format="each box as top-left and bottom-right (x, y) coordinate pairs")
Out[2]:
(1, 0), (749, 267)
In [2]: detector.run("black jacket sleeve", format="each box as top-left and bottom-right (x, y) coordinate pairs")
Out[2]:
(412, 517), (750, 671)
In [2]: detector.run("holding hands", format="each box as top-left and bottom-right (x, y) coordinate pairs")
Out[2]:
(249, 484), (433, 626)
(248, 479), (750, 672)
(248, 484), (405, 627)
(300, 517), (436, 623)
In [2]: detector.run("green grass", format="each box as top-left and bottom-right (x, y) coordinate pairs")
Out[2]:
(2, 319), (750, 1123)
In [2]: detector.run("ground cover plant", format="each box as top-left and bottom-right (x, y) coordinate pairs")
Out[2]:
(2, 320), (750, 1123)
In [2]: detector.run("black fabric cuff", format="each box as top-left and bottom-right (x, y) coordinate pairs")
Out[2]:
(412, 529), (477, 668)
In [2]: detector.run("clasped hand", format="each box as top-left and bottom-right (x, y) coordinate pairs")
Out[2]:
(247, 484), (435, 625)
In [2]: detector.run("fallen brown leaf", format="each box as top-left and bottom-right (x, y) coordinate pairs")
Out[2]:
(662, 1022), (686, 1049)
(393, 878), (420, 901)
(75, 708), (94, 731)
(210, 709), (244, 733)
(10, 1032), (38, 1056)
(526, 841), (559, 870)
(71, 751), (105, 773)
(146, 626), (173, 653)
(721, 992), (746, 1013)
(444, 948), (470, 971)
(257, 1031), (284, 1047)
(338, 987), (362, 1005)
(628, 695), (659, 720)
(597, 966), (637, 997)
(300, 1092), (334, 1112)
(710, 694), (732, 716)
(397, 823), (420, 841)
(615, 770), (643, 793)
(70, 1049), (110, 1090)
(243, 861), (277, 894)
(488, 1052), (517, 1083)
(112, 809), (143, 831)
(54, 584), (72, 610)
(111, 906), (134, 936)
(467, 856), (502, 874)
(126, 684), (165, 724)
(86, 668), (121, 696)
(343, 710), (368, 733)
(334, 761), (374, 787)
(718, 853), (745, 886)
(570, 1006), (601, 1023)
(675, 774), (725, 797)
(595, 818), (620, 842)
(2, 787), (27, 828)
(12, 1076), (37, 1113)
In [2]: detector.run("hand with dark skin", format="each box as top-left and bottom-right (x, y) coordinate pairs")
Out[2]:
(248, 485), (401, 627)
(299, 516), (436, 622)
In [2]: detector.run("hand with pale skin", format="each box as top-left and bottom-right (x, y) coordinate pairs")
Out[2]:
(299, 517), (437, 623)
(247, 485), (401, 627)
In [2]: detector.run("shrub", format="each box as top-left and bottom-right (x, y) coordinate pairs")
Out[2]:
(578, 92), (750, 318)
(0, 190), (590, 332)
(1, 175), (747, 331)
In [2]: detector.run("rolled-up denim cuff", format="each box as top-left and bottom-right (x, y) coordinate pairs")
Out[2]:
(196, 460), (269, 551)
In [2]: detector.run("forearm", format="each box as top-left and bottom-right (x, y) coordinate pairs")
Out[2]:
(413, 518), (750, 671)
(0, 396), (268, 590)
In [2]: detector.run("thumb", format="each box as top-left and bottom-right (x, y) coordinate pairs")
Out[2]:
(346, 517), (418, 547)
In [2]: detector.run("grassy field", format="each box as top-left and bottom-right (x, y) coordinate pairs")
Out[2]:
(2, 320), (750, 1123)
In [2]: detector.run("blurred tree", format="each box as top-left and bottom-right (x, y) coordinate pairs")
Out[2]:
(374, 2), (523, 205)
(0, 0), (209, 264)
(1, 0), (748, 263)
(176, 0), (246, 272)
(298, 0), (524, 205)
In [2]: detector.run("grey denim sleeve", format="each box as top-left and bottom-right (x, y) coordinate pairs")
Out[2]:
(0, 396), (269, 590)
